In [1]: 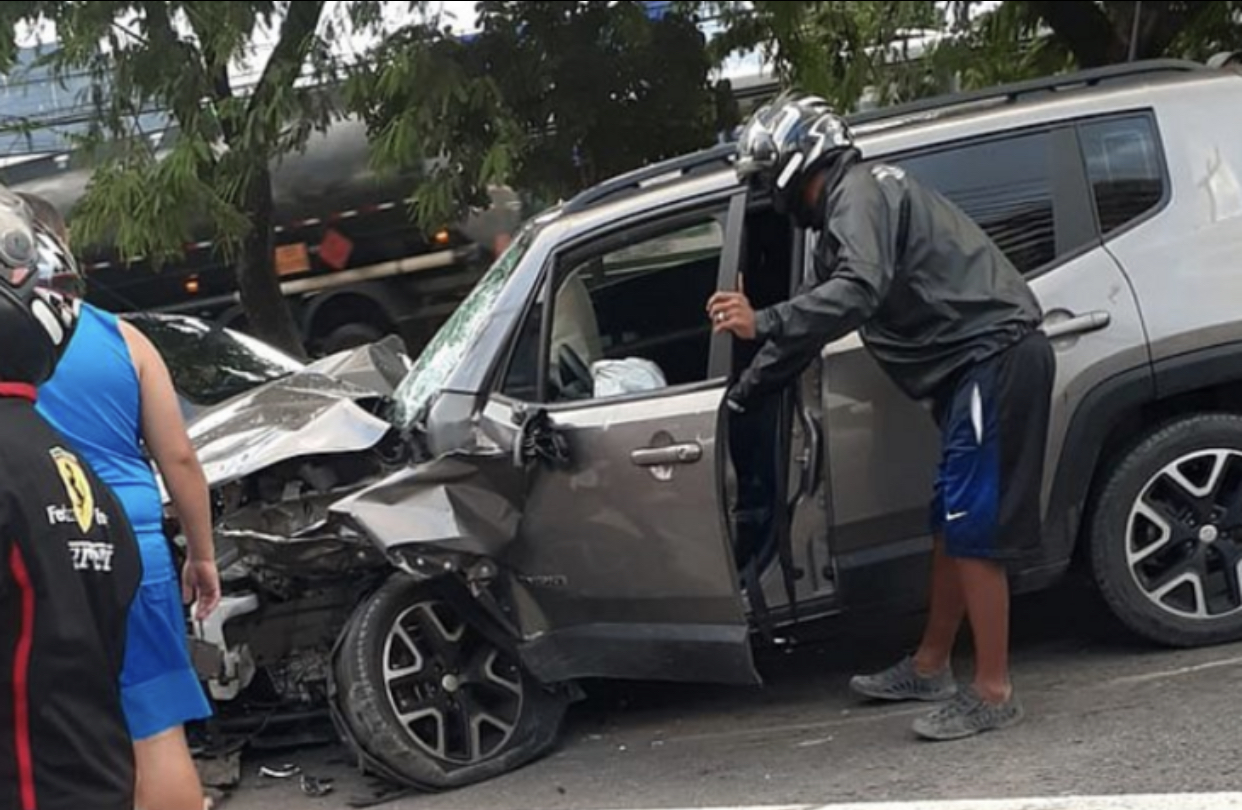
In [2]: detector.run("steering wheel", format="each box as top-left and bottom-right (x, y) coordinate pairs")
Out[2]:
(557, 343), (593, 399)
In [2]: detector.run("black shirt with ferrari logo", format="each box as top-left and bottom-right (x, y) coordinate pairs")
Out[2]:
(0, 388), (141, 810)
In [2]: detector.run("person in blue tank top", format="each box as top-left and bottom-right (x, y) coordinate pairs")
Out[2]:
(24, 193), (220, 810)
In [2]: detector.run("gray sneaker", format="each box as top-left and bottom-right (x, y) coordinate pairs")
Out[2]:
(912, 686), (1024, 741)
(849, 656), (957, 703)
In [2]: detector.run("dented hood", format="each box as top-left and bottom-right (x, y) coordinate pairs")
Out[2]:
(185, 339), (414, 489)
(187, 369), (394, 489)
(301, 335), (412, 397)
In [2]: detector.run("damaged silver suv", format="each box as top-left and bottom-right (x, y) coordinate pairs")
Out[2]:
(185, 58), (1242, 791)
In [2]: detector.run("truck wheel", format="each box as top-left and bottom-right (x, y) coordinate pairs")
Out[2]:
(1089, 413), (1242, 647)
(330, 575), (568, 791)
(321, 323), (385, 355)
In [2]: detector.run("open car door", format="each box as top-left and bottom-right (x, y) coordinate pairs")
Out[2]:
(482, 191), (760, 686)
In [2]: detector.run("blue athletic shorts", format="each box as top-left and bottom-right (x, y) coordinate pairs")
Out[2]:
(120, 536), (213, 741)
(929, 331), (1055, 562)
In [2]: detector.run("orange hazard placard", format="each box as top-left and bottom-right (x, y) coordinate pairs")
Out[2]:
(318, 228), (354, 270)
(274, 242), (311, 276)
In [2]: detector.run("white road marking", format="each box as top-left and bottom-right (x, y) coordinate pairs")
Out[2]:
(793, 735), (835, 748)
(1106, 654), (1242, 686)
(661, 706), (928, 745)
(597, 794), (1242, 810)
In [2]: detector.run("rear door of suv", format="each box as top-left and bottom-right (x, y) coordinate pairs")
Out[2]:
(819, 117), (1153, 608)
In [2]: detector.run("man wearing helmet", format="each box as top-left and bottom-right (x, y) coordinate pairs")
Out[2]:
(709, 92), (1055, 740)
(0, 186), (140, 809)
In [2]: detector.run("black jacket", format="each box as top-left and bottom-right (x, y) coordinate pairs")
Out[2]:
(732, 155), (1043, 406)
(0, 391), (140, 810)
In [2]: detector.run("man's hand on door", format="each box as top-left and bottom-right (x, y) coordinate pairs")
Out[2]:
(708, 274), (757, 340)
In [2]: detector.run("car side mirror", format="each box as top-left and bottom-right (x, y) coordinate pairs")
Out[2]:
(511, 406), (572, 470)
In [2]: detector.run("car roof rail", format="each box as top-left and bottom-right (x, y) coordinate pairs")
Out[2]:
(560, 59), (1206, 217)
(846, 58), (1206, 128)
(561, 141), (737, 214)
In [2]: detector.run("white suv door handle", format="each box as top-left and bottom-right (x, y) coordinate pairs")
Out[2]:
(1042, 311), (1110, 340)
(631, 443), (702, 467)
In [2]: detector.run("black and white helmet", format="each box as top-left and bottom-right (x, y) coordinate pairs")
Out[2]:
(735, 91), (854, 215)
(31, 224), (85, 298)
(0, 186), (80, 386)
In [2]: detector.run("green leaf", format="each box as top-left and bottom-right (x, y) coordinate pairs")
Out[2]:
(352, 1), (721, 231)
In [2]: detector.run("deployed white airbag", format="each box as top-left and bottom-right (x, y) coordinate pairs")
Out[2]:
(592, 358), (668, 398)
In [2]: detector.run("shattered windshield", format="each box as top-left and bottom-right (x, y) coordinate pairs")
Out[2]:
(393, 226), (535, 427)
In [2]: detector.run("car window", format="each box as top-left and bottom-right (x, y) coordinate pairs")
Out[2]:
(502, 212), (727, 403)
(1078, 115), (1164, 234)
(893, 130), (1057, 275)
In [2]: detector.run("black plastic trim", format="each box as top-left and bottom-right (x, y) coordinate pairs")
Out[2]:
(1153, 341), (1242, 400)
(518, 622), (761, 686)
(1050, 126), (1099, 257)
(1047, 344), (1242, 564)
(1045, 365), (1156, 560)
(561, 143), (737, 215)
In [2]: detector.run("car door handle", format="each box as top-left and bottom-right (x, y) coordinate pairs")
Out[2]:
(1042, 311), (1110, 340)
(631, 442), (702, 467)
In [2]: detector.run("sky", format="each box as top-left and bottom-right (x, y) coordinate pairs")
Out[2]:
(438, 0), (479, 32)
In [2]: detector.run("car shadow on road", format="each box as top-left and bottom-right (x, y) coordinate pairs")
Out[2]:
(220, 575), (1242, 809)
(558, 575), (1155, 742)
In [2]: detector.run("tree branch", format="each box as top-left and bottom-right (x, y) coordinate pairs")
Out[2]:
(140, 1), (201, 79)
(137, 0), (219, 127)
(248, 0), (327, 116)
(1024, 0), (1120, 66)
(181, 4), (236, 104)
(1137, 1), (1219, 59)
(110, 18), (150, 47)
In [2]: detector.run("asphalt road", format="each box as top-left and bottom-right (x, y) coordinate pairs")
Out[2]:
(215, 580), (1242, 810)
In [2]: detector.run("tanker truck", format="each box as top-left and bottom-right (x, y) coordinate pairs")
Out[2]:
(1, 113), (521, 357)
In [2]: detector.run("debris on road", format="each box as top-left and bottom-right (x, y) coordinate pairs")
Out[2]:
(259, 764), (302, 780)
(196, 751), (243, 791)
(300, 774), (335, 797)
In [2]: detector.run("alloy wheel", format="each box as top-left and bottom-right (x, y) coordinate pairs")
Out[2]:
(381, 599), (524, 765)
(1126, 449), (1242, 620)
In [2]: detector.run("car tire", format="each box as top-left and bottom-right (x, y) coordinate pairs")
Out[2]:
(330, 574), (568, 791)
(1089, 412), (1242, 647)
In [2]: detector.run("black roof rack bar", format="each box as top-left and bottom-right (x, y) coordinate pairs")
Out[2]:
(561, 141), (737, 214)
(846, 58), (1205, 127)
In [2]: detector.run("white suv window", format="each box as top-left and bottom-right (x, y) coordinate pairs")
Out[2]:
(893, 130), (1058, 275)
(1079, 115), (1164, 234)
